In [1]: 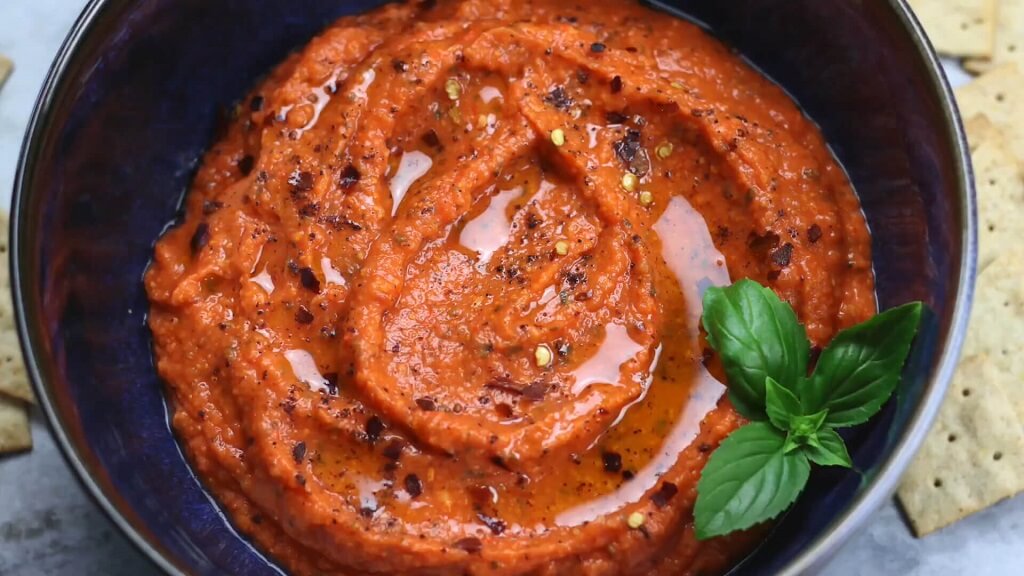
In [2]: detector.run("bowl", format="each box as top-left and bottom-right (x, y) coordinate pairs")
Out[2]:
(11, 0), (975, 574)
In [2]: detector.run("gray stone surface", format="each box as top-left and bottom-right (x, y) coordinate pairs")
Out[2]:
(0, 1), (1020, 575)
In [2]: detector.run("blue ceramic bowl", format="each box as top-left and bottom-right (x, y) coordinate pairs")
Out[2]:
(12, 0), (974, 574)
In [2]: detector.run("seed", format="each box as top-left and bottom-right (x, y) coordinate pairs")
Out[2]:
(656, 142), (673, 159)
(550, 128), (566, 147)
(534, 344), (553, 367)
(627, 512), (645, 529)
(671, 81), (684, 89)
(555, 240), (570, 256)
(445, 78), (461, 100)
(639, 191), (654, 206)
(621, 172), (638, 192)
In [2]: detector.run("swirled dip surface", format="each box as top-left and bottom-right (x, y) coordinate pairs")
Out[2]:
(145, 0), (875, 573)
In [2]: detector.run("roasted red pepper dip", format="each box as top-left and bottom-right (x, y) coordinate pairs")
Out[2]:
(145, 0), (876, 573)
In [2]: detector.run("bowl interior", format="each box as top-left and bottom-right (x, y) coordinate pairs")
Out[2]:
(13, 0), (971, 574)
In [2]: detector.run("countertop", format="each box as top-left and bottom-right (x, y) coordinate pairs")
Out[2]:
(0, 1), (1021, 575)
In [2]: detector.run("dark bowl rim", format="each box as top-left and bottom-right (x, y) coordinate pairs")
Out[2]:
(10, 0), (976, 575)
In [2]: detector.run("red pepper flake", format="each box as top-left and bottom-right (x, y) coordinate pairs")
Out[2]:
(522, 381), (547, 401)
(298, 267), (321, 293)
(289, 170), (314, 192)
(590, 42), (606, 53)
(415, 397), (436, 411)
(602, 451), (623, 473)
(365, 416), (385, 443)
(339, 164), (361, 190)
(576, 69), (590, 84)
(292, 441), (307, 464)
(382, 439), (405, 461)
(651, 481), (678, 508)
(698, 442), (712, 453)
(807, 223), (823, 243)
(610, 75), (623, 94)
(454, 537), (483, 553)
(295, 305), (314, 324)
(237, 155), (255, 176)
(190, 223), (210, 256)
(392, 59), (408, 73)
(622, 470), (635, 480)
(404, 474), (423, 498)
(420, 129), (443, 150)
(295, 473), (306, 487)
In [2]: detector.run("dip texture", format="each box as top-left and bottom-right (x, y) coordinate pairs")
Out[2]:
(145, 0), (876, 573)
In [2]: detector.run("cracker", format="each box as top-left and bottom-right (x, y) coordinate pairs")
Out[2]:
(966, 122), (1024, 271)
(908, 0), (996, 58)
(956, 64), (1024, 170)
(898, 353), (1024, 536)
(0, 393), (30, 454)
(962, 250), (1024, 407)
(982, 0), (1023, 69)
(963, 114), (1000, 151)
(962, 57), (993, 76)
(0, 213), (31, 403)
(0, 55), (11, 91)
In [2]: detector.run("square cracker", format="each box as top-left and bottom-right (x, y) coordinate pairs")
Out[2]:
(964, 121), (1024, 271)
(0, 213), (32, 403)
(0, 393), (30, 454)
(964, 0), (1024, 73)
(962, 250), (1024, 414)
(908, 0), (996, 58)
(956, 64), (1024, 170)
(898, 353), (1024, 536)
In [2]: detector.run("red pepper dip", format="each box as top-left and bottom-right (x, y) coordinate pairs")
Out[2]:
(145, 0), (875, 573)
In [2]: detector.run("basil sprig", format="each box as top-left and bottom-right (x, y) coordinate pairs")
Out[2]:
(694, 279), (923, 540)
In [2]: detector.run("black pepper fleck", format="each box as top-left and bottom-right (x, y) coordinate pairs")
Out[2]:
(292, 441), (307, 464)
(339, 164), (361, 189)
(299, 267), (321, 293)
(602, 451), (623, 473)
(365, 416), (385, 442)
(404, 474), (423, 498)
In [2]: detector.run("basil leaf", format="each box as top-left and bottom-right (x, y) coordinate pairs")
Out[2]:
(803, 302), (923, 427)
(694, 422), (810, 540)
(765, 376), (801, 431)
(782, 410), (828, 453)
(702, 279), (810, 420)
(802, 427), (852, 468)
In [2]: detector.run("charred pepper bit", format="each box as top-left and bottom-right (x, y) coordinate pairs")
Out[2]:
(445, 78), (461, 100)
(621, 172), (638, 192)
(534, 344), (553, 367)
(656, 142), (674, 159)
(555, 240), (570, 256)
(550, 128), (566, 147)
(639, 191), (654, 206)
(627, 511), (646, 529)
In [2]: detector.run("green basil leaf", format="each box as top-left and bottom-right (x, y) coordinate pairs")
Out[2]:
(802, 427), (852, 468)
(694, 422), (810, 540)
(803, 302), (923, 427)
(782, 410), (828, 453)
(765, 376), (802, 431)
(702, 279), (810, 420)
